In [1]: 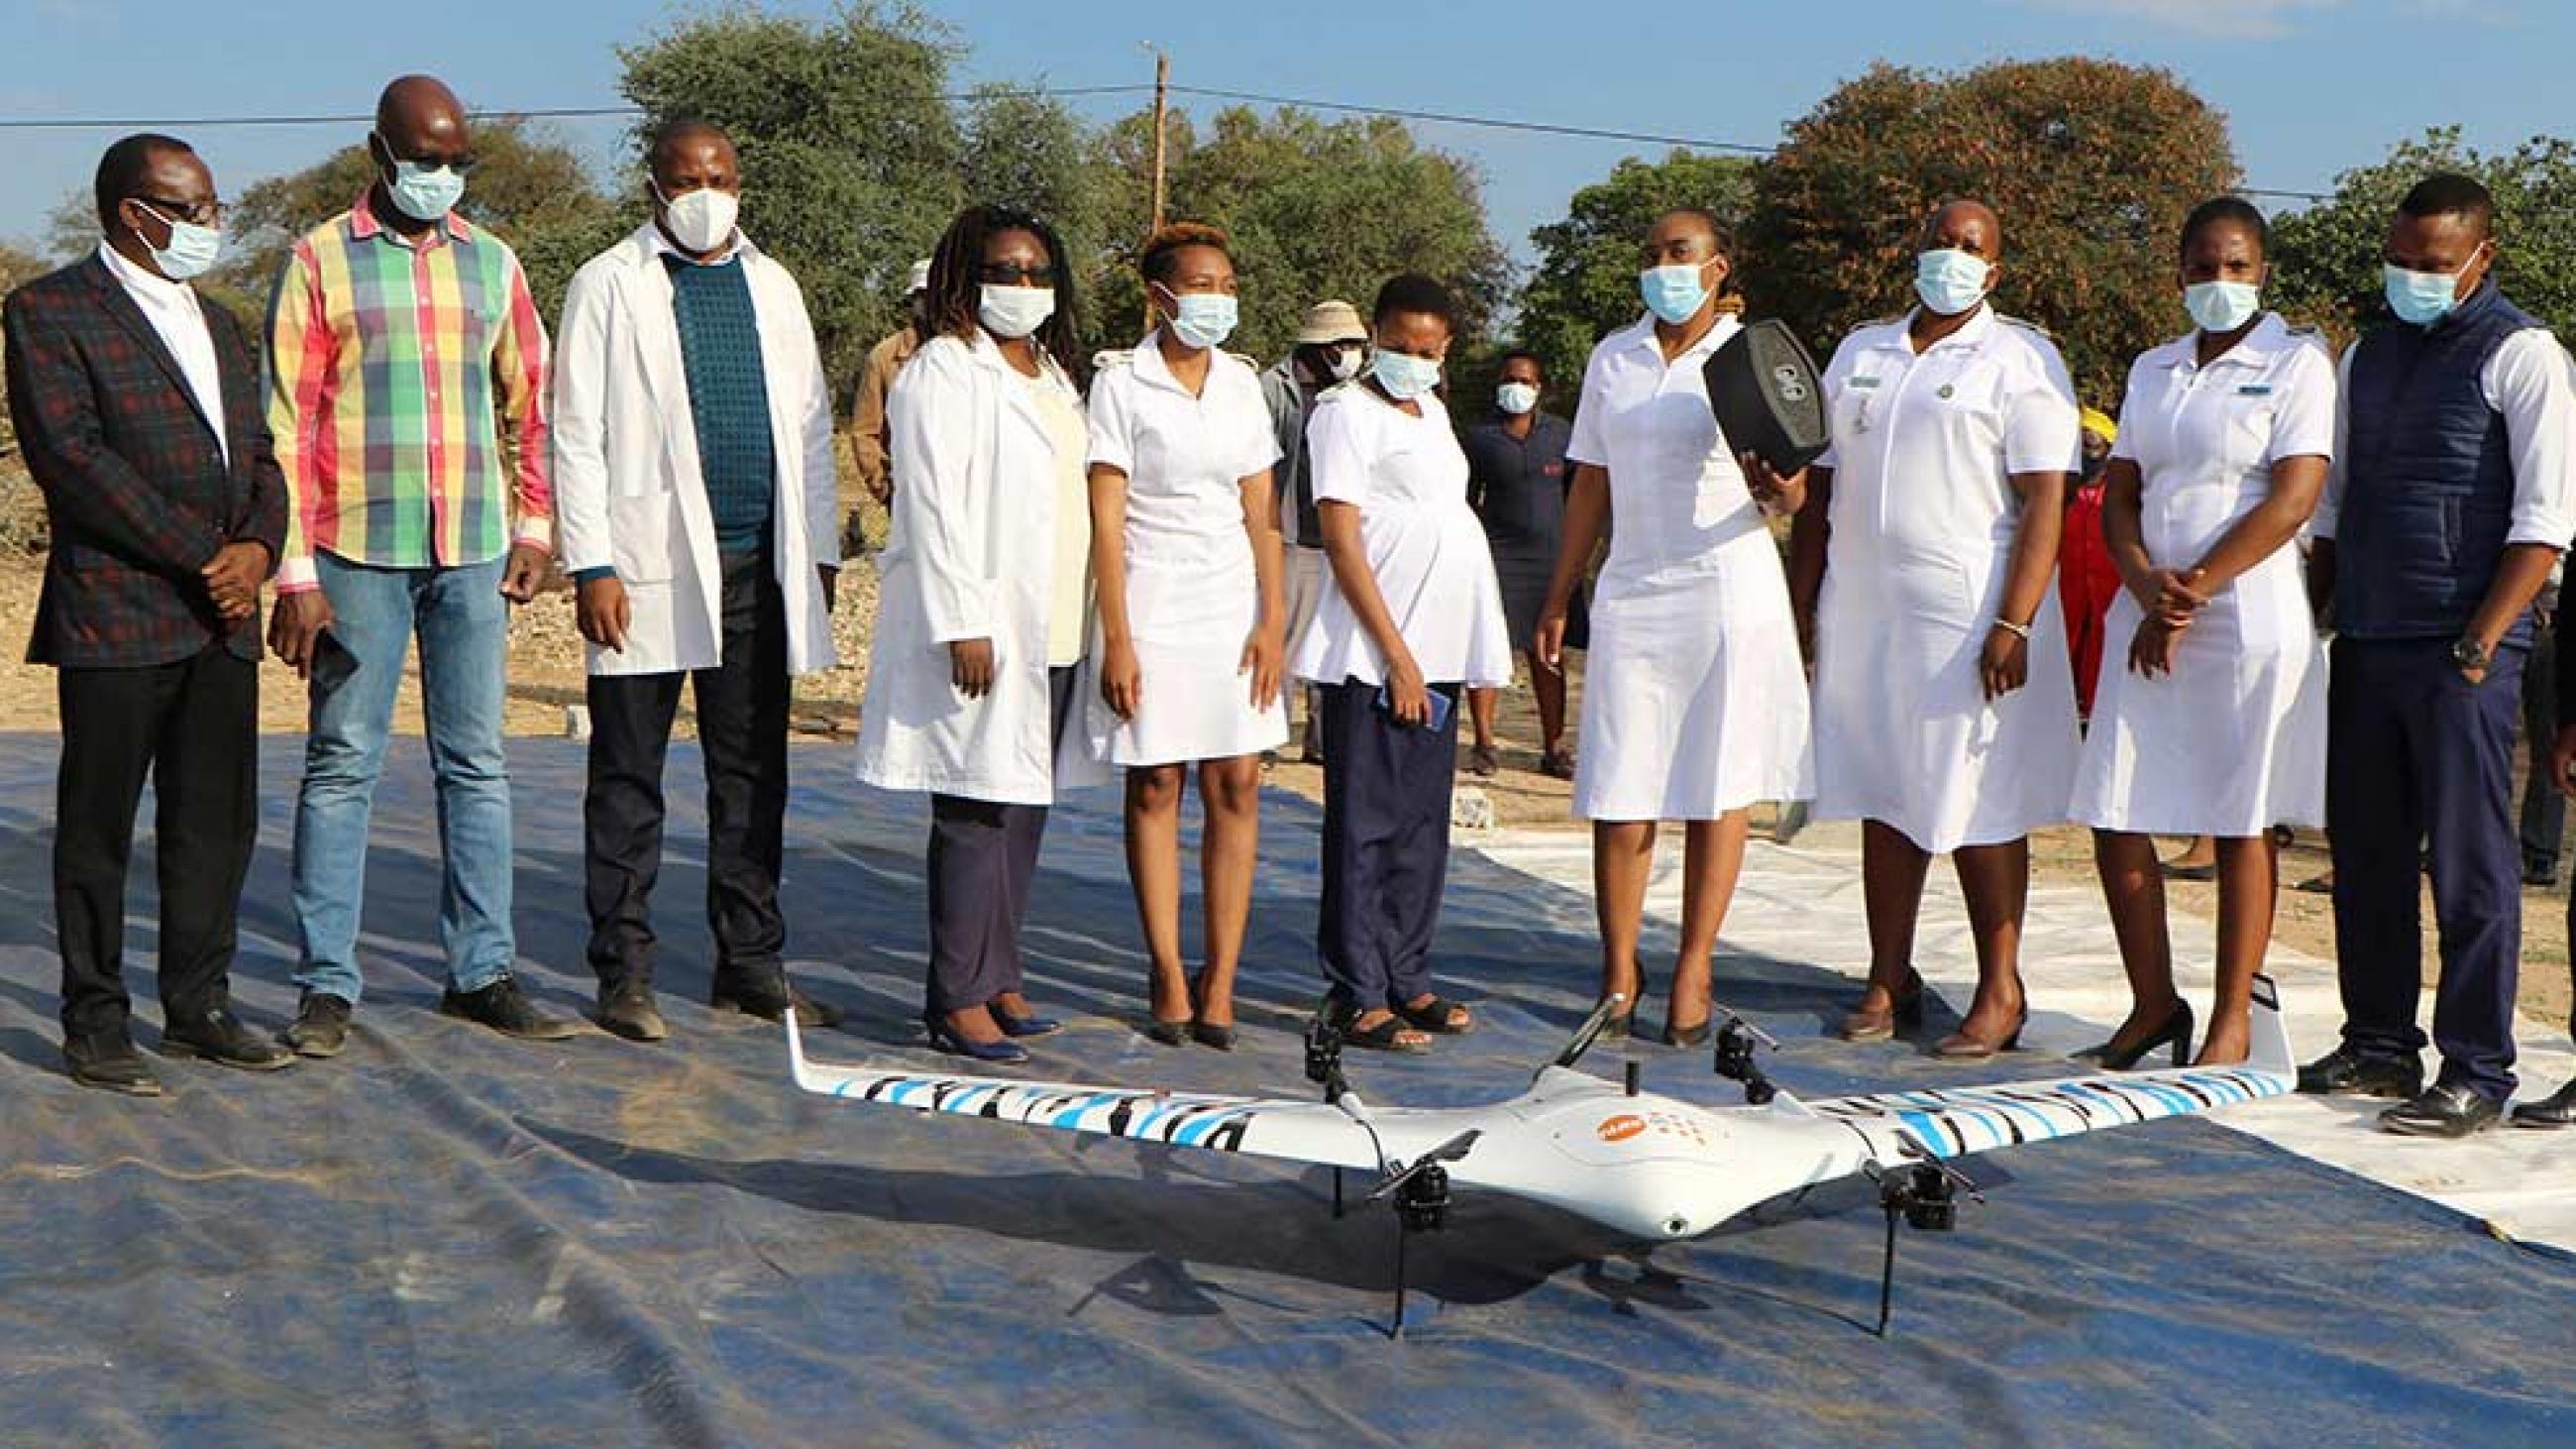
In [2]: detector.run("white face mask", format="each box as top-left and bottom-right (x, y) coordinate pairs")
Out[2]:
(1496, 382), (1539, 415)
(654, 182), (740, 255)
(133, 202), (222, 281)
(978, 283), (1056, 340)
(1327, 344), (1364, 382)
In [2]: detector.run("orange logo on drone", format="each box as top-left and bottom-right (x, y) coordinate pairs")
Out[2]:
(1596, 1114), (1648, 1143)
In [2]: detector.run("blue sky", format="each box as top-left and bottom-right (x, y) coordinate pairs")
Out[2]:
(3, 0), (2557, 271)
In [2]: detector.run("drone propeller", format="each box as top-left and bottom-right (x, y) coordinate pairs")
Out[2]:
(1861, 1137), (1986, 1337)
(1546, 992), (1630, 1074)
(1711, 1006), (1781, 1105)
(1364, 1129), (1482, 1207)
(1364, 1129), (1483, 1340)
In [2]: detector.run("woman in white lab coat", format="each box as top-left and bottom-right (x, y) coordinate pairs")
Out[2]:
(856, 205), (1105, 1064)
(1536, 207), (1812, 1046)
(1088, 223), (1288, 1049)
(2072, 197), (2334, 1068)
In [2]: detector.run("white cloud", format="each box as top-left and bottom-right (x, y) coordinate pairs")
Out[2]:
(2014, 0), (2346, 39)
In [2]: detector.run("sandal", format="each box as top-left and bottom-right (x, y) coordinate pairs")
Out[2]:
(1344, 1013), (1433, 1054)
(1394, 995), (1473, 1035)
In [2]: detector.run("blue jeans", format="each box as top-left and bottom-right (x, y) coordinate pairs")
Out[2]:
(291, 553), (515, 1001)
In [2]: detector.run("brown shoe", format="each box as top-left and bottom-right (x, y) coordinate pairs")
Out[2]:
(1935, 1009), (2027, 1060)
(1538, 746), (1576, 781)
(1838, 969), (1925, 1043)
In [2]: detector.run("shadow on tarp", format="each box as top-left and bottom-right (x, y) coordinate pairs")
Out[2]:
(0, 735), (2569, 1446)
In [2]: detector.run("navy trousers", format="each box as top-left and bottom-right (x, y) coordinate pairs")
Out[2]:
(1317, 679), (1459, 1013)
(924, 667), (1075, 1016)
(2327, 639), (2523, 1102)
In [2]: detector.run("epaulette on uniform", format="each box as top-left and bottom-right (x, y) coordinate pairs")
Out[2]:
(1224, 349), (1259, 370)
(1091, 348), (1134, 373)
(1995, 313), (2055, 340)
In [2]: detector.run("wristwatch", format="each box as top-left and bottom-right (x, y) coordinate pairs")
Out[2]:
(2452, 635), (2493, 673)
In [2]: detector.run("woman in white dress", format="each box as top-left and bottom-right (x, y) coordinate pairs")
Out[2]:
(1293, 274), (1515, 1052)
(1088, 224), (1288, 1049)
(856, 205), (1102, 1064)
(2072, 197), (2334, 1068)
(1789, 199), (2084, 1060)
(1535, 207), (1812, 1044)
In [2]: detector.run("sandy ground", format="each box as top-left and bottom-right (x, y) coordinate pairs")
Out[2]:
(0, 546), (2562, 1034)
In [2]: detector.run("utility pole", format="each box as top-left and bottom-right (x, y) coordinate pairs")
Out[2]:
(1144, 45), (1169, 333)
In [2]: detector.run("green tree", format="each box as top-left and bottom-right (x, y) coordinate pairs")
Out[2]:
(617, 1), (967, 383)
(1088, 105), (1511, 365)
(2272, 126), (2576, 347)
(1, 241), (48, 484)
(1515, 151), (1759, 404)
(1743, 58), (2239, 403)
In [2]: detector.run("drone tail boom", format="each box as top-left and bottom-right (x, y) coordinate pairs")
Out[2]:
(2246, 972), (2293, 1077)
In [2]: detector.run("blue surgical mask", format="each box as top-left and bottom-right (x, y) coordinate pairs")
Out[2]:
(1639, 263), (1711, 326)
(1372, 349), (1442, 401)
(377, 135), (466, 222)
(133, 202), (222, 281)
(2385, 263), (2466, 326)
(1156, 285), (1238, 350)
(2184, 280), (2261, 335)
(1915, 249), (1991, 317)
(1496, 383), (1540, 416)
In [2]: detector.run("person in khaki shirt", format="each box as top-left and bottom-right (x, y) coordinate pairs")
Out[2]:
(845, 258), (930, 553)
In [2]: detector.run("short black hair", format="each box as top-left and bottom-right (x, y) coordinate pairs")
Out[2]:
(2180, 195), (2268, 258)
(1370, 273), (1453, 329)
(95, 133), (193, 230)
(647, 116), (732, 176)
(2399, 172), (2496, 239)
(926, 203), (1084, 382)
(1499, 349), (1547, 383)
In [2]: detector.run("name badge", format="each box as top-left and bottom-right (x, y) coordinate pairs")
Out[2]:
(2237, 385), (2273, 396)
(1849, 376), (1881, 390)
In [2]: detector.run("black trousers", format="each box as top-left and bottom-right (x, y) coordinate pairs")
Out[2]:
(54, 646), (258, 1042)
(584, 552), (791, 986)
(2328, 639), (2524, 1101)
(1316, 678), (1459, 1013)
(925, 666), (1074, 1016)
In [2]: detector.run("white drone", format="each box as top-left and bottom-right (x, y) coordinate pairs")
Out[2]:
(787, 979), (2296, 1336)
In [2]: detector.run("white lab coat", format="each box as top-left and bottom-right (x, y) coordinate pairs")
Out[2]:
(856, 331), (1108, 805)
(552, 224), (839, 678)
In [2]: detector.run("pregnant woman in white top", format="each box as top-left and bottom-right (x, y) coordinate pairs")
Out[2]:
(2072, 198), (2335, 1068)
(1087, 224), (1289, 1048)
(1536, 207), (1812, 1045)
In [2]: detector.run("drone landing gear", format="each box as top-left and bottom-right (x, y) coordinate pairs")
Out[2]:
(1863, 1149), (1984, 1337)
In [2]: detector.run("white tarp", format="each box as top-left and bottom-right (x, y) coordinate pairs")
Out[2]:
(1473, 823), (2576, 1256)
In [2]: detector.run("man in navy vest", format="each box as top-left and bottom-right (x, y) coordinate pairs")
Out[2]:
(2300, 173), (2576, 1137)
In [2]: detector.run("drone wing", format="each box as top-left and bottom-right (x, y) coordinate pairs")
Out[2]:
(785, 1012), (1392, 1172)
(1803, 974), (2298, 1164)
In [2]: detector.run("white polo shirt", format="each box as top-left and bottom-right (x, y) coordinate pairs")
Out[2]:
(96, 242), (228, 464)
(1290, 384), (1514, 688)
(1816, 303), (2081, 569)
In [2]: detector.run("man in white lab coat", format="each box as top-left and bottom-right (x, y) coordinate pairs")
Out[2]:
(552, 119), (843, 1042)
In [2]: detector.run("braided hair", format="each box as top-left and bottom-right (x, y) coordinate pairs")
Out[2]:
(923, 204), (1085, 381)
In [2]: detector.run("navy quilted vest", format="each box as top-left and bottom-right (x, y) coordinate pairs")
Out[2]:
(2336, 281), (2538, 645)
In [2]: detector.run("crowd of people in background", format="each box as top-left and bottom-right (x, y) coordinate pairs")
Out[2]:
(13, 71), (2576, 1144)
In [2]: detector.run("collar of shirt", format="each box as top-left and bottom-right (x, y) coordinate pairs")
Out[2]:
(1895, 301), (1998, 354)
(1130, 328), (1215, 398)
(349, 189), (474, 250)
(1613, 310), (1740, 366)
(646, 221), (751, 269)
(2147, 310), (2293, 373)
(95, 240), (201, 320)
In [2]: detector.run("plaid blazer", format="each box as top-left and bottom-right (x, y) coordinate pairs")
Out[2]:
(3, 255), (286, 667)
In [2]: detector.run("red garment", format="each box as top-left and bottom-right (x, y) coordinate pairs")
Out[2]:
(2059, 480), (2120, 720)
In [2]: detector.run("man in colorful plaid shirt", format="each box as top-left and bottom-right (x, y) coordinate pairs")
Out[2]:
(265, 74), (573, 1054)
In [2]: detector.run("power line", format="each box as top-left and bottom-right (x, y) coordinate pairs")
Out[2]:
(0, 81), (2333, 202)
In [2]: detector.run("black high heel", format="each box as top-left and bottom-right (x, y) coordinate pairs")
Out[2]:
(2071, 1001), (2195, 1071)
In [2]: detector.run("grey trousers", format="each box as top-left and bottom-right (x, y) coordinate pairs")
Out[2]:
(925, 667), (1075, 1016)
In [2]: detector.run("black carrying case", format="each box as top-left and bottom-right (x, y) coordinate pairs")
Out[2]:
(1701, 318), (1829, 475)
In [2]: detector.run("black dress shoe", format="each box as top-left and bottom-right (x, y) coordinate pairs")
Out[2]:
(63, 1033), (162, 1097)
(2296, 1045), (2423, 1099)
(2379, 1083), (2504, 1139)
(710, 972), (844, 1028)
(441, 975), (579, 1041)
(161, 1010), (295, 1071)
(595, 976), (668, 1043)
(279, 991), (353, 1059)
(2511, 1079), (2576, 1129)
(2072, 1001), (2195, 1072)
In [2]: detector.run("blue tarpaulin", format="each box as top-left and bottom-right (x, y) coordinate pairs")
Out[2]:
(0, 737), (2569, 1445)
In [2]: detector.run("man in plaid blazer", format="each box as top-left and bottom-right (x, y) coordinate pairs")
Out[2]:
(3, 133), (294, 1093)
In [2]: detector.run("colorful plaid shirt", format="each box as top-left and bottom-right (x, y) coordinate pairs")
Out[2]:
(265, 192), (553, 591)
